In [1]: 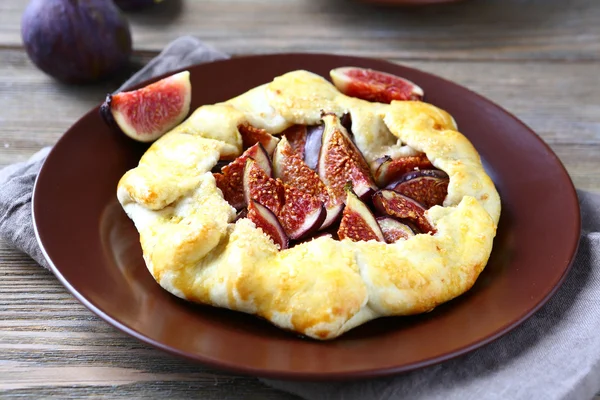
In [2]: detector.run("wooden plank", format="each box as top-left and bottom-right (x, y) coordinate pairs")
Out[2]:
(1, 0), (598, 61)
(0, 242), (300, 399)
(1, 49), (598, 191)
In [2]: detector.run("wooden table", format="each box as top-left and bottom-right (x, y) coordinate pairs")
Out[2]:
(1, 0), (599, 398)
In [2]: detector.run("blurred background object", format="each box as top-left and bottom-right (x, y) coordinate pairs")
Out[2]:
(114, 0), (166, 11)
(21, 0), (133, 84)
(358, 0), (466, 5)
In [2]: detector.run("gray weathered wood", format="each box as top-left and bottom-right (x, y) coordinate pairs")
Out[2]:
(1, 0), (599, 397)
(2, 0), (599, 61)
(1, 50), (598, 191)
(0, 241), (301, 399)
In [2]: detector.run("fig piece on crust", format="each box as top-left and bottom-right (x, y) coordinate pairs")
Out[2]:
(338, 184), (385, 243)
(214, 143), (271, 210)
(101, 71), (191, 142)
(374, 154), (434, 187)
(376, 217), (415, 243)
(246, 200), (289, 250)
(281, 125), (308, 160)
(387, 169), (449, 209)
(238, 123), (280, 155)
(243, 158), (284, 214)
(330, 67), (424, 103)
(273, 137), (343, 230)
(372, 189), (436, 234)
(318, 113), (377, 204)
(244, 159), (326, 240)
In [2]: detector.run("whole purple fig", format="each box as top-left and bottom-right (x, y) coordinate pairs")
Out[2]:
(114, 0), (164, 11)
(21, 0), (132, 84)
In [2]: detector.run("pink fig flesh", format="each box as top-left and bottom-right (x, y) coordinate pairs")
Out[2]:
(238, 123), (279, 155)
(244, 158), (326, 240)
(387, 169), (449, 209)
(374, 154), (434, 187)
(214, 143), (272, 210)
(246, 200), (289, 250)
(376, 217), (415, 243)
(318, 113), (377, 205)
(330, 67), (424, 103)
(338, 185), (385, 242)
(281, 125), (308, 160)
(273, 136), (343, 230)
(372, 189), (436, 234)
(102, 70), (191, 142)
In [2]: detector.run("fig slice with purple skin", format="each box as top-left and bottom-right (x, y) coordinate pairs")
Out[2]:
(244, 158), (326, 240)
(273, 136), (343, 230)
(318, 113), (377, 204)
(246, 200), (289, 250)
(374, 154), (434, 187)
(372, 189), (436, 234)
(281, 125), (308, 160)
(387, 169), (450, 209)
(101, 71), (191, 142)
(304, 124), (325, 170)
(214, 143), (272, 210)
(376, 217), (415, 243)
(338, 184), (385, 243)
(238, 123), (280, 155)
(243, 158), (284, 214)
(330, 67), (424, 103)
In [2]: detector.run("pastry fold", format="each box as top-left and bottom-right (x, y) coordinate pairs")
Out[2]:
(117, 70), (500, 340)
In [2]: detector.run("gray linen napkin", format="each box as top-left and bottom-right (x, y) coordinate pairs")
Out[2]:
(1, 36), (599, 400)
(0, 36), (228, 269)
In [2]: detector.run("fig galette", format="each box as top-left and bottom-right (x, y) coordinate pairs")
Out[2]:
(117, 69), (500, 340)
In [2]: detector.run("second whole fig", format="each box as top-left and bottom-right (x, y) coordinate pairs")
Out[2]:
(21, 0), (132, 84)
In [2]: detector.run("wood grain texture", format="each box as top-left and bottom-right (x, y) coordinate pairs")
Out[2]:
(1, 0), (599, 61)
(1, 0), (599, 397)
(1, 50), (598, 191)
(0, 241), (301, 399)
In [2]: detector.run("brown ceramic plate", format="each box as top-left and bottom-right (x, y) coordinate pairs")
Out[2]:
(32, 54), (580, 381)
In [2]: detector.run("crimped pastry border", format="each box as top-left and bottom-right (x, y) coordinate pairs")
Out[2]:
(117, 70), (500, 340)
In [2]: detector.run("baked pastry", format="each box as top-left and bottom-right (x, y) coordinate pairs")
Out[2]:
(117, 69), (500, 340)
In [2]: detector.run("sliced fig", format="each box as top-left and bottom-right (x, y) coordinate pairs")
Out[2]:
(214, 143), (271, 210)
(374, 154), (434, 187)
(330, 67), (424, 103)
(387, 169), (449, 209)
(246, 200), (289, 250)
(244, 158), (326, 240)
(304, 124), (325, 170)
(101, 71), (191, 142)
(279, 192), (326, 240)
(372, 189), (436, 234)
(238, 123), (279, 155)
(273, 137), (343, 230)
(370, 156), (390, 174)
(376, 217), (415, 243)
(318, 113), (377, 204)
(281, 125), (308, 160)
(243, 158), (284, 214)
(338, 184), (385, 243)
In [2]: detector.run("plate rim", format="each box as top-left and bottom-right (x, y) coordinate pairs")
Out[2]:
(32, 53), (581, 381)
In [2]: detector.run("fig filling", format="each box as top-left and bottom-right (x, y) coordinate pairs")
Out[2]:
(214, 116), (449, 250)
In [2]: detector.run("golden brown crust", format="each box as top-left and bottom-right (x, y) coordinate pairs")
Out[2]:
(117, 70), (501, 340)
